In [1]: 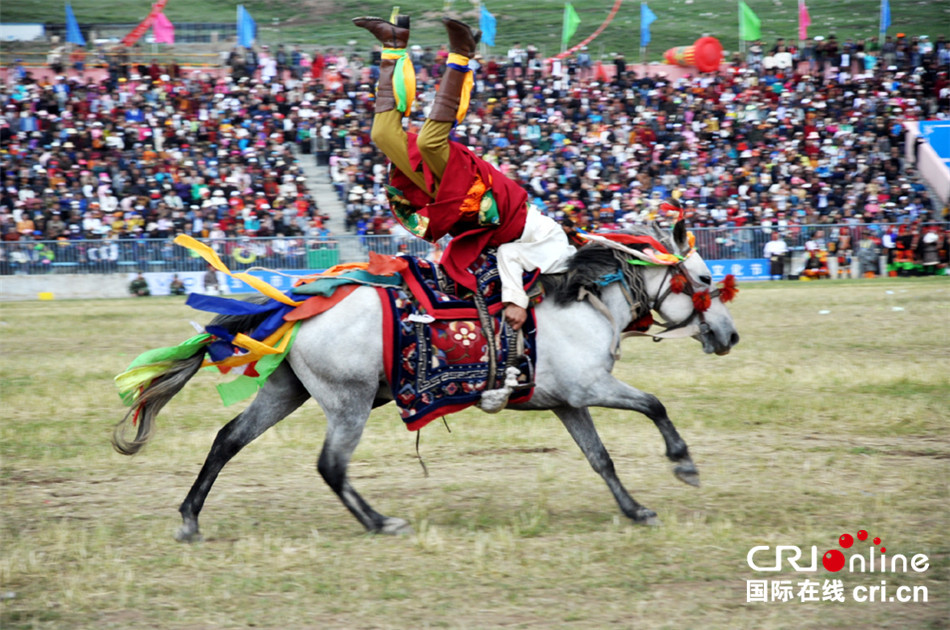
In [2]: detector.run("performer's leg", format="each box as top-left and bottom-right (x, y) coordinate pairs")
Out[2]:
(416, 18), (479, 183)
(353, 16), (431, 196)
(371, 110), (429, 194)
(415, 119), (454, 182)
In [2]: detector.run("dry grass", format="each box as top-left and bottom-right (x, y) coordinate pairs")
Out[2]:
(1, 278), (948, 629)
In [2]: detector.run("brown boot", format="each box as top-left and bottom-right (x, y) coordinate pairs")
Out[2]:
(351, 15), (410, 48)
(353, 16), (411, 113)
(442, 17), (479, 57)
(428, 18), (481, 122)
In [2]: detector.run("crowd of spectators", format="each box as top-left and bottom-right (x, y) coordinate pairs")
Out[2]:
(1, 57), (332, 253)
(334, 32), (948, 233)
(2, 28), (948, 275)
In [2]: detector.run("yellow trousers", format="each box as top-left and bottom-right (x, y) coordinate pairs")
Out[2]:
(370, 110), (454, 199)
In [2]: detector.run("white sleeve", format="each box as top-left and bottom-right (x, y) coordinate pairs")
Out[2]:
(496, 210), (575, 308)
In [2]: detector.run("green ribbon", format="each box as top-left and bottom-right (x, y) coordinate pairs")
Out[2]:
(115, 333), (212, 405)
(382, 48), (415, 114)
(215, 322), (301, 406)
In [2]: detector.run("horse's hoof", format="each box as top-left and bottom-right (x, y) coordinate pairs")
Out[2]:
(674, 460), (701, 487)
(175, 525), (203, 543)
(633, 508), (660, 526)
(379, 517), (414, 535)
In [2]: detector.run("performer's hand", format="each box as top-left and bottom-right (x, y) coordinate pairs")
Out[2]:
(504, 303), (528, 331)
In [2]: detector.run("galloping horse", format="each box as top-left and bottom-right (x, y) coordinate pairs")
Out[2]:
(114, 221), (739, 540)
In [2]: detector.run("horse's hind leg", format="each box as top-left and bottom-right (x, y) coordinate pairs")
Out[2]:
(176, 363), (310, 542)
(316, 408), (412, 535)
(553, 406), (659, 525)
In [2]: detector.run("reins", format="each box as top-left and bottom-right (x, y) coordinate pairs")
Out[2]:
(575, 243), (736, 359)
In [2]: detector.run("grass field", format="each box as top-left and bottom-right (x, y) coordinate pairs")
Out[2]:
(1, 277), (948, 628)
(2, 0), (948, 61)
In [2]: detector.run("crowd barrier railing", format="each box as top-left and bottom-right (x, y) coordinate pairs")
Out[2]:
(0, 224), (944, 277)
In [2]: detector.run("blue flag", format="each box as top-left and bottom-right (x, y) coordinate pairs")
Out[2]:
(879, 0), (891, 34)
(237, 5), (257, 48)
(640, 3), (658, 47)
(65, 3), (86, 46)
(480, 5), (497, 47)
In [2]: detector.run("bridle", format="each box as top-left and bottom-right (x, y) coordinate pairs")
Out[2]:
(578, 247), (737, 359)
(642, 256), (733, 339)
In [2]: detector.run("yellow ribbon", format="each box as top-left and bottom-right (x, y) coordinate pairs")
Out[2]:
(114, 362), (174, 403)
(202, 320), (297, 370)
(173, 234), (301, 307)
(447, 53), (474, 124)
(381, 48), (416, 115)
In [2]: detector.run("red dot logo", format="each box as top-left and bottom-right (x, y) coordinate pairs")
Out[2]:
(857, 530), (868, 541)
(873, 537), (881, 545)
(823, 549), (846, 572)
(880, 547), (886, 553)
(839, 533), (854, 548)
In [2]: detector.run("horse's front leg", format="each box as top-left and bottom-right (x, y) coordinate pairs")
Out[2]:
(565, 376), (699, 488)
(553, 406), (659, 525)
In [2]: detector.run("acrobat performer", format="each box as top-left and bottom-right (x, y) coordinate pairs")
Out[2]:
(353, 15), (575, 330)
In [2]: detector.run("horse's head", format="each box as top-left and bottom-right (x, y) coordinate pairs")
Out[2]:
(645, 220), (740, 355)
(545, 220), (740, 355)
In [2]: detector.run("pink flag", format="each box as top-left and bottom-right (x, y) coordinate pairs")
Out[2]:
(798, 0), (811, 41)
(153, 11), (175, 44)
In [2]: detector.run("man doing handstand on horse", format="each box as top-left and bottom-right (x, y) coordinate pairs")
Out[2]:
(353, 15), (575, 331)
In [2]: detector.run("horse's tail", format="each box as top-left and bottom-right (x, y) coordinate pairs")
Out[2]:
(113, 295), (276, 455)
(112, 350), (206, 455)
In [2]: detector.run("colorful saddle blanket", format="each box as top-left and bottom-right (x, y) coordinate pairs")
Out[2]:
(378, 254), (539, 431)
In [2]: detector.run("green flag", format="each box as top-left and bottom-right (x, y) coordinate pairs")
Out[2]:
(738, 1), (761, 41)
(562, 3), (581, 47)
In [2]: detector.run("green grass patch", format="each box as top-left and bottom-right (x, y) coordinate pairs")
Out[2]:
(1, 279), (948, 628)
(3, 0), (948, 62)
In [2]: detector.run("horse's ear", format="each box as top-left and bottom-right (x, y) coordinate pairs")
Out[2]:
(673, 217), (689, 253)
(661, 199), (688, 252)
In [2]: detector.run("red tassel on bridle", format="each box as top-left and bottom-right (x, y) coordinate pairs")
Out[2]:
(692, 291), (712, 313)
(718, 274), (738, 303)
(669, 274), (688, 294)
(626, 312), (654, 332)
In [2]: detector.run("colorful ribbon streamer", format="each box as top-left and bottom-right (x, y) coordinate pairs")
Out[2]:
(447, 52), (475, 124)
(173, 234), (302, 306)
(382, 48), (416, 114)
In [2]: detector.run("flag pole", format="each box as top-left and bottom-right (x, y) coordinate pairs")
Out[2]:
(737, 0), (745, 57)
(798, 0), (804, 53)
(639, 2), (644, 64)
(478, 0), (487, 58)
(878, 0), (885, 48)
(561, 4), (566, 55)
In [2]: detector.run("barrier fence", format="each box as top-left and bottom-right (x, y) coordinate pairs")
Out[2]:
(0, 224), (944, 278)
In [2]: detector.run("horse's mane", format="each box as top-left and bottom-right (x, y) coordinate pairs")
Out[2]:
(206, 223), (680, 332)
(541, 223), (678, 306)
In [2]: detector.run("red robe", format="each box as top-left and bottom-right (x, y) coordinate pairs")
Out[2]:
(389, 133), (528, 291)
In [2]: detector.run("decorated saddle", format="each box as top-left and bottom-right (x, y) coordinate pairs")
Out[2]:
(377, 254), (539, 430)
(115, 235), (540, 432)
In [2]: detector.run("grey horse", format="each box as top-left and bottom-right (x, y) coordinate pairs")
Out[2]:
(113, 222), (739, 540)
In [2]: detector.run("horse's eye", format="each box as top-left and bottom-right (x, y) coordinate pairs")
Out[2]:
(699, 275), (712, 285)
